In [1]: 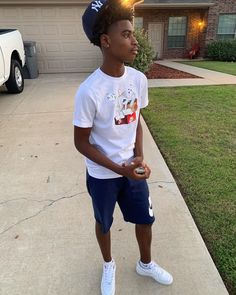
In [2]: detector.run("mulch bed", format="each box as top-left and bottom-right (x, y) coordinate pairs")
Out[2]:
(145, 63), (201, 79)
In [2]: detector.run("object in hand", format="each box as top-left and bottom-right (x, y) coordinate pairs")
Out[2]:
(135, 167), (145, 175)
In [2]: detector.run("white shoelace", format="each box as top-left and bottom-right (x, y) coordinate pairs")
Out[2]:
(103, 264), (115, 284)
(152, 263), (164, 275)
(140, 261), (163, 276)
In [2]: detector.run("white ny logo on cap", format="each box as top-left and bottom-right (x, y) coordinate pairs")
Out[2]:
(91, 0), (103, 12)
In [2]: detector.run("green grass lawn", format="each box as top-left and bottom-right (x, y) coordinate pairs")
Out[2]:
(179, 60), (236, 76)
(142, 85), (236, 294)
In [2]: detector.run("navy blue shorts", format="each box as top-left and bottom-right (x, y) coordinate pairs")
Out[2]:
(86, 173), (155, 234)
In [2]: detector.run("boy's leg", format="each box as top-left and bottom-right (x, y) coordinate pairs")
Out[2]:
(118, 178), (154, 264)
(86, 174), (120, 295)
(95, 221), (112, 262)
(118, 178), (173, 285)
(135, 223), (152, 263)
(86, 173), (120, 262)
(96, 222), (116, 295)
(135, 223), (173, 285)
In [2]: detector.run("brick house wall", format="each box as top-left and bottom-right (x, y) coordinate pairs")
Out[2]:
(206, 0), (236, 43)
(136, 8), (208, 58)
(137, 0), (235, 59)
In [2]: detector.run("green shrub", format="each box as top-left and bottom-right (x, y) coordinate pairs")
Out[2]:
(207, 40), (236, 61)
(129, 29), (154, 73)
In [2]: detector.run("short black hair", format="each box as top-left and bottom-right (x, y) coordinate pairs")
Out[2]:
(91, 2), (134, 47)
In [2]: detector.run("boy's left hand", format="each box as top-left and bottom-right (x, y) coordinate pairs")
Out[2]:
(122, 156), (151, 179)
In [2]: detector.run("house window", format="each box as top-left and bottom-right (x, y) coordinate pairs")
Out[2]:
(168, 16), (187, 48)
(134, 17), (143, 30)
(217, 14), (236, 40)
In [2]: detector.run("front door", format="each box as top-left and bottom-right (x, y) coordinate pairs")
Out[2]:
(148, 23), (164, 59)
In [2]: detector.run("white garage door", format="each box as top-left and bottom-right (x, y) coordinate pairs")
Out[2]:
(0, 5), (102, 73)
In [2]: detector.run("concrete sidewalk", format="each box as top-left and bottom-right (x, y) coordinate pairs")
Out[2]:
(0, 71), (229, 295)
(148, 60), (236, 88)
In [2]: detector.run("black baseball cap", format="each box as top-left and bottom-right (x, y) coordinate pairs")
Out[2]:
(82, 0), (143, 42)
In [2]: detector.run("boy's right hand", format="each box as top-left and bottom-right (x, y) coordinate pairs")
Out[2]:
(121, 157), (151, 180)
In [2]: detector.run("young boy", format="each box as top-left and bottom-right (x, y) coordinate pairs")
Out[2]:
(73, 0), (173, 294)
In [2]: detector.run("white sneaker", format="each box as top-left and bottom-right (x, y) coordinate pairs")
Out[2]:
(101, 260), (116, 295)
(136, 260), (173, 285)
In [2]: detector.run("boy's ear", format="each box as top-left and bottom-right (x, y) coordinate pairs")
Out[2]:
(100, 34), (110, 48)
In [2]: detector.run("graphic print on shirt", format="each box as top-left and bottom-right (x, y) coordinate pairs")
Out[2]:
(107, 87), (138, 125)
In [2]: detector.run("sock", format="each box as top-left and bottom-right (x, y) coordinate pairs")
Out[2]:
(104, 259), (114, 266)
(140, 260), (152, 269)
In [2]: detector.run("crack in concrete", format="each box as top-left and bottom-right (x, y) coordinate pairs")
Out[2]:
(0, 181), (174, 236)
(0, 197), (53, 206)
(0, 191), (87, 236)
(148, 180), (175, 185)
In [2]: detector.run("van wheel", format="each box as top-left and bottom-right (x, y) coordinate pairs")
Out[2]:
(5, 59), (24, 94)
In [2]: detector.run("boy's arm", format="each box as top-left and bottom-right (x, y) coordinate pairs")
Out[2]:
(133, 114), (151, 176)
(74, 126), (150, 179)
(74, 126), (123, 175)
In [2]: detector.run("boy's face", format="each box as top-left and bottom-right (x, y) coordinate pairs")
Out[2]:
(104, 19), (138, 63)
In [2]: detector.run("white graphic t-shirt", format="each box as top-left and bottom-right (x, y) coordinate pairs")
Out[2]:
(73, 66), (148, 179)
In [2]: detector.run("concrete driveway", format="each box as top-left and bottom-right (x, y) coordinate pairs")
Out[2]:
(0, 74), (229, 295)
